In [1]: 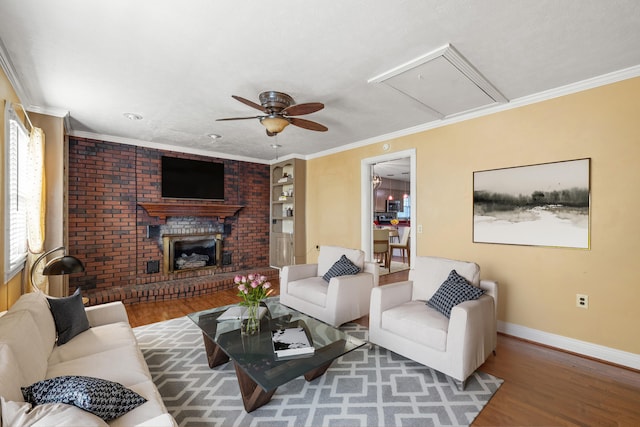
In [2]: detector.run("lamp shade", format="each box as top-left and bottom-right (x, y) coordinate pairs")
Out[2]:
(42, 255), (85, 276)
(260, 115), (290, 134)
(372, 175), (382, 189)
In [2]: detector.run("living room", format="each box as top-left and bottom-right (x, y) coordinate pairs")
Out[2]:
(1, 2), (640, 426)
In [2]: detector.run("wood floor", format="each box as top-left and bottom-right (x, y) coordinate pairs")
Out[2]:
(126, 270), (640, 426)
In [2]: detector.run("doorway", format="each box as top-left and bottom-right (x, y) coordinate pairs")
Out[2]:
(361, 149), (416, 265)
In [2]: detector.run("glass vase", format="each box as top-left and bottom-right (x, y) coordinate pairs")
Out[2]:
(241, 301), (261, 335)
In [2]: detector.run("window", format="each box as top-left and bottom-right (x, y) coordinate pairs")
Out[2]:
(398, 195), (411, 219)
(4, 103), (29, 281)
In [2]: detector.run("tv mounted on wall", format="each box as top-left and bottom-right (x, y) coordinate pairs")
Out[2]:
(161, 156), (224, 200)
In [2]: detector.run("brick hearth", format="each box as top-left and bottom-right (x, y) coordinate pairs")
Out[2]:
(82, 267), (279, 306)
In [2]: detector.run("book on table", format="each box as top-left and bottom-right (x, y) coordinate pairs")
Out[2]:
(217, 305), (267, 321)
(271, 326), (315, 358)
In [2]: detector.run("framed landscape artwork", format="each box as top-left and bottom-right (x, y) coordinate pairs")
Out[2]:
(473, 158), (590, 249)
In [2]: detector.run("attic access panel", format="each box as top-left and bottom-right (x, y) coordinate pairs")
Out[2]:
(369, 44), (507, 118)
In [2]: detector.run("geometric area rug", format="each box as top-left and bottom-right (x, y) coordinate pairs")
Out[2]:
(133, 317), (503, 427)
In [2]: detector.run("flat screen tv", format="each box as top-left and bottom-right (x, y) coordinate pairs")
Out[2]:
(161, 156), (224, 200)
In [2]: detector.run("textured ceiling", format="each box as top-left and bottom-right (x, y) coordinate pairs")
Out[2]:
(1, 1), (639, 162)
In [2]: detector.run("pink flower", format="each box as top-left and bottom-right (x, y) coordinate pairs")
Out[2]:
(248, 274), (255, 281)
(259, 275), (267, 282)
(234, 275), (242, 283)
(264, 282), (271, 289)
(251, 280), (259, 288)
(238, 284), (246, 292)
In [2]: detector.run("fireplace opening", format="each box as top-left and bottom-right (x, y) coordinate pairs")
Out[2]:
(163, 233), (223, 273)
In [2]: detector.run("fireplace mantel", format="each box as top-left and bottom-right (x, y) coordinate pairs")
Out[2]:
(138, 203), (244, 220)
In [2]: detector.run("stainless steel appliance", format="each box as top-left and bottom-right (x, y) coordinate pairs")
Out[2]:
(386, 199), (402, 212)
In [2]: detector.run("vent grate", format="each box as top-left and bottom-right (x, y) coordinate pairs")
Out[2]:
(368, 44), (508, 118)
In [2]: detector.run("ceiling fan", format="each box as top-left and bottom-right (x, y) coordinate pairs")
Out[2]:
(217, 91), (328, 136)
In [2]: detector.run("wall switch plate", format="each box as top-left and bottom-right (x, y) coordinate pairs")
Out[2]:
(417, 224), (423, 233)
(576, 294), (589, 308)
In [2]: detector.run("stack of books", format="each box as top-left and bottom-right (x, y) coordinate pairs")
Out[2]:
(271, 327), (315, 358)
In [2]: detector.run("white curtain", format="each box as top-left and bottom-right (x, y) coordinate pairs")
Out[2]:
(25, 127), (47, 293)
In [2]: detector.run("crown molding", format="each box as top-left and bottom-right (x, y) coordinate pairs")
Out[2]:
(0, 37), (31, 105)
(67, 130), (271, 165)
(1, 38), (69, 120)
(26, 105), (69, 118)
(308, 65), (640, 160)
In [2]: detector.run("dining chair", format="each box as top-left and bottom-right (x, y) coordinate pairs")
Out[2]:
(373, 228), (391, 272)
(389, 226), (411, 266)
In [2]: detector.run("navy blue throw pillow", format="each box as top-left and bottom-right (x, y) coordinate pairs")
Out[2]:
(426, 270), (485, 318)
(322, 255), (361, 282)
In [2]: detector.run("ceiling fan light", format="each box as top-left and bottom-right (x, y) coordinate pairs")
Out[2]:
(260, 116), (290, 134)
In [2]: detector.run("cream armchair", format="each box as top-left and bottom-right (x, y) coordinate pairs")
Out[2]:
(369, 256), (498, 389)
(280, 246), (379, 327)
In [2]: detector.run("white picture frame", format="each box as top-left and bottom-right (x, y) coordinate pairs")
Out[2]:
(473, 158), (590, 249)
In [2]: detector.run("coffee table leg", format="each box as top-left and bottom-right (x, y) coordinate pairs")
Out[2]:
(202, 332), (230, 368)
(304, 361), (333, 381)
(234, 362), (277, 413)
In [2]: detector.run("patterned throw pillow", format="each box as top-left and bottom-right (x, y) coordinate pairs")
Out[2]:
(47, 288), (90, 345)
(21, 376), (146, 421)
(322, 254), (361, 282)
(426, 269), (485, 318)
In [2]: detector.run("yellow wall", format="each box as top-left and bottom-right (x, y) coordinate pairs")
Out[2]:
(0, 66), (24, 311)
(307, 77), (640, 354)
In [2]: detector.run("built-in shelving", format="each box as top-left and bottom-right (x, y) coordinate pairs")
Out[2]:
(270, 159), (306, 267)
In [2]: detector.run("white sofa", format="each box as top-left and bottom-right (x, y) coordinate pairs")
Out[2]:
(369, 256), (498, 388)
(0, 292), (176, 426)
(280, 245), (379, 327)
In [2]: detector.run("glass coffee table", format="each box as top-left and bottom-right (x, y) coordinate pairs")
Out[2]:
(187, 297), (366, 412)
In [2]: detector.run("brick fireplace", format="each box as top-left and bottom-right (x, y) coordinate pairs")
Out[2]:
(67, 137), (276, 305)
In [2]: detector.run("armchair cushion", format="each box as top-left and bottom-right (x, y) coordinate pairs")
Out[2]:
(381, 301), (450, 351)
(287, 276), (329, 307)
(426, 270), (485, 318)
(322, 255), (361, 282)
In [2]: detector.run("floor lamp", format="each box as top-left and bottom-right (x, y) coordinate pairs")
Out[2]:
(30, 246), (85, 295)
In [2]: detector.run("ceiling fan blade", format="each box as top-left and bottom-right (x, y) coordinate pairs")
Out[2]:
(231, 95), (267, 113)
(216, 116), (263, 121)
(288, 117), (328, 132)
(282, 102), (324, 116)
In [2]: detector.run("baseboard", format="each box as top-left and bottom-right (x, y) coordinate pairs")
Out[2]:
(498, 321), (640, 371)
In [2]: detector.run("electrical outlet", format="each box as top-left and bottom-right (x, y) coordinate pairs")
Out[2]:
(576, 294), (589, 309)
(417, 224), (423, 233)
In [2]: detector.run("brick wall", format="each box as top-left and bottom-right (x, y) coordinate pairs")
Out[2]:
(68, 137), (274, 304)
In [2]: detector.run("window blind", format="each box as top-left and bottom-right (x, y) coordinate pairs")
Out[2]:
(4, 104), (28, 281)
